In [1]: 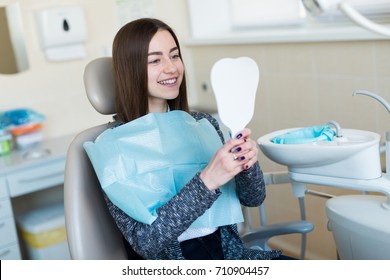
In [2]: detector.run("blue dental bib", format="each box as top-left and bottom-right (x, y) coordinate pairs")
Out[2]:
(83, 111), (244, 227)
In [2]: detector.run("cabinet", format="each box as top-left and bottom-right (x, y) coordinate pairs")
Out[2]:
(0, 134), (73, 259)
(0, 176), (20, 259)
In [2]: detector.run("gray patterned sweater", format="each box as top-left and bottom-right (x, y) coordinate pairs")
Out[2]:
(103, 111), (281, 260)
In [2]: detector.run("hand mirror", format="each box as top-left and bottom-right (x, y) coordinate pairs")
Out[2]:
(210, 57), (259, 137)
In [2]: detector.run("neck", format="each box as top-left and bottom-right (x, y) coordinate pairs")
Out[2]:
(148, 101), (168, 113)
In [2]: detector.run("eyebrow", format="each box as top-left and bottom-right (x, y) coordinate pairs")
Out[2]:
(148, 47), (179, 56)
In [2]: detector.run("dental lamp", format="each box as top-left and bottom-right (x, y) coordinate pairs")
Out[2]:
(302, 0), (390, 37)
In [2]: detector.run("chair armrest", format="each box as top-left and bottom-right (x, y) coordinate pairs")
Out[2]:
(241, 220), (314, 250)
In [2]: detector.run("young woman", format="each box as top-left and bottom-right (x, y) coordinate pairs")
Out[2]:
(95, 18), (284, 260)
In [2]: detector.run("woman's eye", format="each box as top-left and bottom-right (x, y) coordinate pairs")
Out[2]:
(149, 59), (160, 64)
(171, 54), (180, 60)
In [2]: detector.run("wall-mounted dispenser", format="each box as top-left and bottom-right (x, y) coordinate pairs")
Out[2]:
(35, 6), (87, 61)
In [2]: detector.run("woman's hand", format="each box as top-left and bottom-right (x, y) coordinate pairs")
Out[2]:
(200, 128), (259, 191)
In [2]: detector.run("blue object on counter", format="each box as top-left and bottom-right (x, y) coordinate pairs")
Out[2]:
(0, 108), (45, 130)
(271, 125), (336, 144)
(0, 114), (11, 130)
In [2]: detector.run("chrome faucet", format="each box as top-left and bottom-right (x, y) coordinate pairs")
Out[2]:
(326, 120), (343, 137)
(353, 90), (390, 179)
(353, 90), (390, 113)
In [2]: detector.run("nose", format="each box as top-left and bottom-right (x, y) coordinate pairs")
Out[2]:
(163, 58), (177, 73)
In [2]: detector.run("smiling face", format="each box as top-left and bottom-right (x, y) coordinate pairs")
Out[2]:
(147, 29), (184, 113)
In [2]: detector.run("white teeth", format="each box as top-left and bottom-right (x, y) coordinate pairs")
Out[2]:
(159, 78), (176, 85)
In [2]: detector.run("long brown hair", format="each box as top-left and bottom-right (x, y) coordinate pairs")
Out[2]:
(112, 18), (189, 123)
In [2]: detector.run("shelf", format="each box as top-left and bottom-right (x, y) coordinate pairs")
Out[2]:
(185, 23), (390, 46)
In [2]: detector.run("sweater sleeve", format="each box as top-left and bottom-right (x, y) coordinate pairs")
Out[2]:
(235, 162), (266, 207)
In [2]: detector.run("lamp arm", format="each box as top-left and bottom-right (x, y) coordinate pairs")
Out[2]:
(339, 1), (390, 37)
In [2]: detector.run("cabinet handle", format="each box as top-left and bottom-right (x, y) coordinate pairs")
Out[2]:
(0, 249), (10, 258)
(17, 172), (64, 184)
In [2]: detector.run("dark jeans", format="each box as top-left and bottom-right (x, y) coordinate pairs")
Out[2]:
(180, 229), (224, 260)
(124, 232), (296, 260)
(179, 230), (297, 260)
(272, 254), (297, 260)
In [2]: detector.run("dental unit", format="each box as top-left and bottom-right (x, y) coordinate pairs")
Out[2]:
(297, 1), (390, 259)
(302, 0), (390, 37)
(258, 90), (390, 259)
(260, 91), (390, 206)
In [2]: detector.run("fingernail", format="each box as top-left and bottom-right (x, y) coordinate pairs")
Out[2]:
(245, 165), (249, 169)
(231, 147), (242, 153)
(240, 156), (245, 161)
(236, 133), (243, 139)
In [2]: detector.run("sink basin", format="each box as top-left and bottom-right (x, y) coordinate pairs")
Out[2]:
(258, 128), (382, 179)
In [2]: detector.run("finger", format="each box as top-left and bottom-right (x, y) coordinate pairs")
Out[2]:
(231, 138), (257, 156)
(225, 137), (246, 153)
(242, 156), (257, 170)
(233, 128), (251, 140)
(237, 149), (255, 163)
(228, 135), (254, 153)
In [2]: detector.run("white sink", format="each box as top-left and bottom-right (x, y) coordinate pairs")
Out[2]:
(258, 128), (382, 179)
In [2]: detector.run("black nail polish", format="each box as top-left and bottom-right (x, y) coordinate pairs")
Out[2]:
(240, 156), (245, 161)
(236, 133), (243, 139)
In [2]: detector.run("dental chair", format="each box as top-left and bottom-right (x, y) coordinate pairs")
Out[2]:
(64, 57), (127, 260)
(64, 57), (314, 260)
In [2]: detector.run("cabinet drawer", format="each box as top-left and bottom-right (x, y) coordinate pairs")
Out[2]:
(0, 243), (21, 260)
(0, 199), (13, 219)
(0, 217), (18, 246)
(0, 176), (8, 199)
(7, 159), (65, 197)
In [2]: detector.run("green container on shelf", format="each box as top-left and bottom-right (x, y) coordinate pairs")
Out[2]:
(0, 130), (12, 156)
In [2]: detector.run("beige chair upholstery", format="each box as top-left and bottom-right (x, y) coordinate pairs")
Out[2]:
(64, 57), (314, 260)
(83, 57), (116, 115)
(64, 57), (127, 259)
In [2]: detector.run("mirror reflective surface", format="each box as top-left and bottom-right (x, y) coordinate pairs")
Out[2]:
(0, 3), (29, 74)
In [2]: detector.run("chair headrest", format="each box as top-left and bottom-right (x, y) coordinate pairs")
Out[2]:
(83, 57), (116, 115)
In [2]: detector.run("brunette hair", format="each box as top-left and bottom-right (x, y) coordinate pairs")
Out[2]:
(112, 18), (189, 122)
